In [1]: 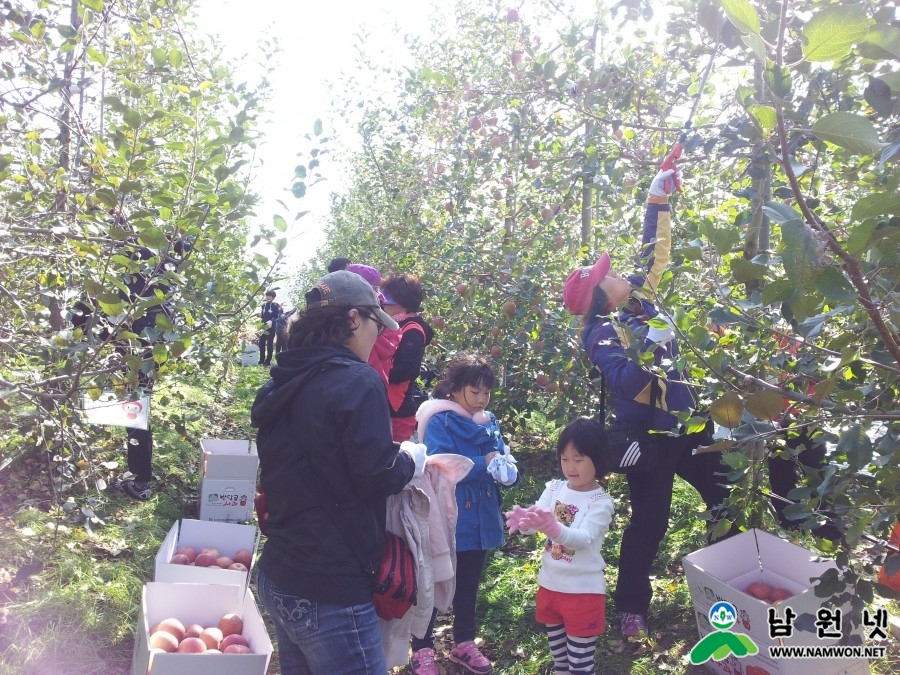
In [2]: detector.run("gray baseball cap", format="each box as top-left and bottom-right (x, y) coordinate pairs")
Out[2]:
(305, 271), (399, 330)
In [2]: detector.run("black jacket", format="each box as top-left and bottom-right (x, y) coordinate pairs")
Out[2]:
(390, 316), (435, 418)
(250, 345), (415, 605)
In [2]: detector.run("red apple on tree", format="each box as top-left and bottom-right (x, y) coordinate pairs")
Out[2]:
(510, 50), (522, 66)
(490, 345), (502, 358)
(506, 8), (519, 22)
(525, 157), (540, 169)
(469, 117), (483, 131)
(536, 373), (549, 388)
(502, 301), (516, 315)
(456, 283), (469, 296)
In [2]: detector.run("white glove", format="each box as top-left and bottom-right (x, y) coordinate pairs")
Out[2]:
(648, 168), (682, 197)
(400, 441), (427, 479)
(488, 452), (518, 486)
(265, 320), (272, 328)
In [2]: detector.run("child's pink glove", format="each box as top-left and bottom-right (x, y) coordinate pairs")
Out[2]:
(505, 504), (537, 534)
(519, 506), (562, 539)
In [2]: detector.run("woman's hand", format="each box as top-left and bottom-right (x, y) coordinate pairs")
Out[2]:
(485, 451), (499, 465)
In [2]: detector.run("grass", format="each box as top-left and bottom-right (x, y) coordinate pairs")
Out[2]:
(0, 362), (897, 674)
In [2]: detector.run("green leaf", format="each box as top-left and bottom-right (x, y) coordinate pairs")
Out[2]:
(764, 62), (792, 100)
(837, 424), (873, 471)
(844, 220), (877, 256)
(781, 220), (821, 291)
(273, 215), (287, 232)
(137, 227), (169, 251)
(761, 278), (795, 305)
(151, 47), (167, 68)
(294, 165), (307, 179)
(730, 257), (767, 283)
(80, 0), (104, 11)
(802, 4), (870, 62)
(719, 0), (760, 34)
(815, 266), (855, 302)
(119, 180), (140, 194)
(313, 119), (323, 136)
(850, 193), (900, 222)
(864, 77), (894, 116)
(762, 202), (801, 224)
(123, 107), (142, 129)
(742, 33), (767, 62)
(811, 112), (886, 155)
(85, 45), (107, 66)
(860, 24), (900, 60)
(292, 182), (307, 199)
(745, 391), (784, 421)
(169, 49), (184, 68)
(747, 104), (776, 135)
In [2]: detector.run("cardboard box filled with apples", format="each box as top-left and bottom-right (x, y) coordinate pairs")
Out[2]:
(683, 528), (871, 675)
(154, 519), (259, 593)
(132, 582), (272, 675)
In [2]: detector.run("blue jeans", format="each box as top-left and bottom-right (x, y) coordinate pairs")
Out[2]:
(257, 569), (386, 675)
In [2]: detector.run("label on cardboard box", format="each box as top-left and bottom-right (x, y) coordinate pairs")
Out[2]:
(198, 439), (258, 522)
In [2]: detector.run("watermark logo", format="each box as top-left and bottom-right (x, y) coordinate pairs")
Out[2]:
(690, 602), (760, 665)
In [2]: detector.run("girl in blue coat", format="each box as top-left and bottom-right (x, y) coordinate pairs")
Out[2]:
(411, 353), (518, 675)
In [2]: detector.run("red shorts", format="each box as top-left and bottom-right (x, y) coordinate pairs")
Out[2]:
(535, 586), (606, 637)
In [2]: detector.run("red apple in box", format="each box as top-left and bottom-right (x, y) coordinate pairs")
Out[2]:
(184, 623), (204, 639)
(770, 587), (793, 602)
(228, 562), (248, 572)
(218, 613), (244, 637)
(148, 631), (178, 653)
(216, 556), (234, 569)
(199, 626), (223, 650)
(151, 617), (185, 642)
(175, 546), (197, 562)
(224, 644), (252, 654)
(233, 549), (253, 567)
(745, 581), (773, 602)
(177, 637), (207, 653)
(220, 633), (249, 650)
(194, 551), (218, 567)
(169, 553), (190, 565)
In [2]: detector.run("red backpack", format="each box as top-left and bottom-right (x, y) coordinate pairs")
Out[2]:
(372, 531), (418, 620)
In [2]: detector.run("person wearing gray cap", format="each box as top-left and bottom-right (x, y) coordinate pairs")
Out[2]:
(251, 270), (426, 674)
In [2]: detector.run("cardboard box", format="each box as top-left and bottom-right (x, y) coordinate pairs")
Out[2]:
(131, 582), (272, 675)
(154, 519), (259, 593)
(199, 439), (258, 522)
(683, 528), (871, 675)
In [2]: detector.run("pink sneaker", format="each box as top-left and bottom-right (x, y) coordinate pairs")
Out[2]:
(449, 640), (493, 674)
(410, 647), (439, 675)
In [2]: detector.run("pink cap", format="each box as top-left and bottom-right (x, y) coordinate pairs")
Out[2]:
(562, 251), (611, 315)
(345, 263), (382, 288)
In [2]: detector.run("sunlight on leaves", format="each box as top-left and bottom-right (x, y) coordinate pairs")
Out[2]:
(802, 4), (871, 62)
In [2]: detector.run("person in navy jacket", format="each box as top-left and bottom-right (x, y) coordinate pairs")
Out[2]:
(563, 167), (732, 641)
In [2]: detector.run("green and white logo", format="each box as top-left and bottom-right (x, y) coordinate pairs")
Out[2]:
(690, 602), (760, 665)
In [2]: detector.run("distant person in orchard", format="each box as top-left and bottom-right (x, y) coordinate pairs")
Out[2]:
(250, 270), (425, 675)
(378, 273), (434, 442)
(327, 256), (351, 273)
(411, 353), (519, 675)
(506, 417), (615, 675)
(71, 209), (194, 501)
(258, 289), (281, 366)
(563, 166), (733, 640)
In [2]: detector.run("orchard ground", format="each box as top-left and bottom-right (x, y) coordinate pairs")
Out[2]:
(0, 362), (897, 675)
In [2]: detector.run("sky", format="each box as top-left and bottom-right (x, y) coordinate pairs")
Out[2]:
(193, 0), (440, 271)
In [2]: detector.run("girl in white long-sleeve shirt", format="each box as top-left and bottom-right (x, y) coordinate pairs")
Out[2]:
(506, 418), (615, 675)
